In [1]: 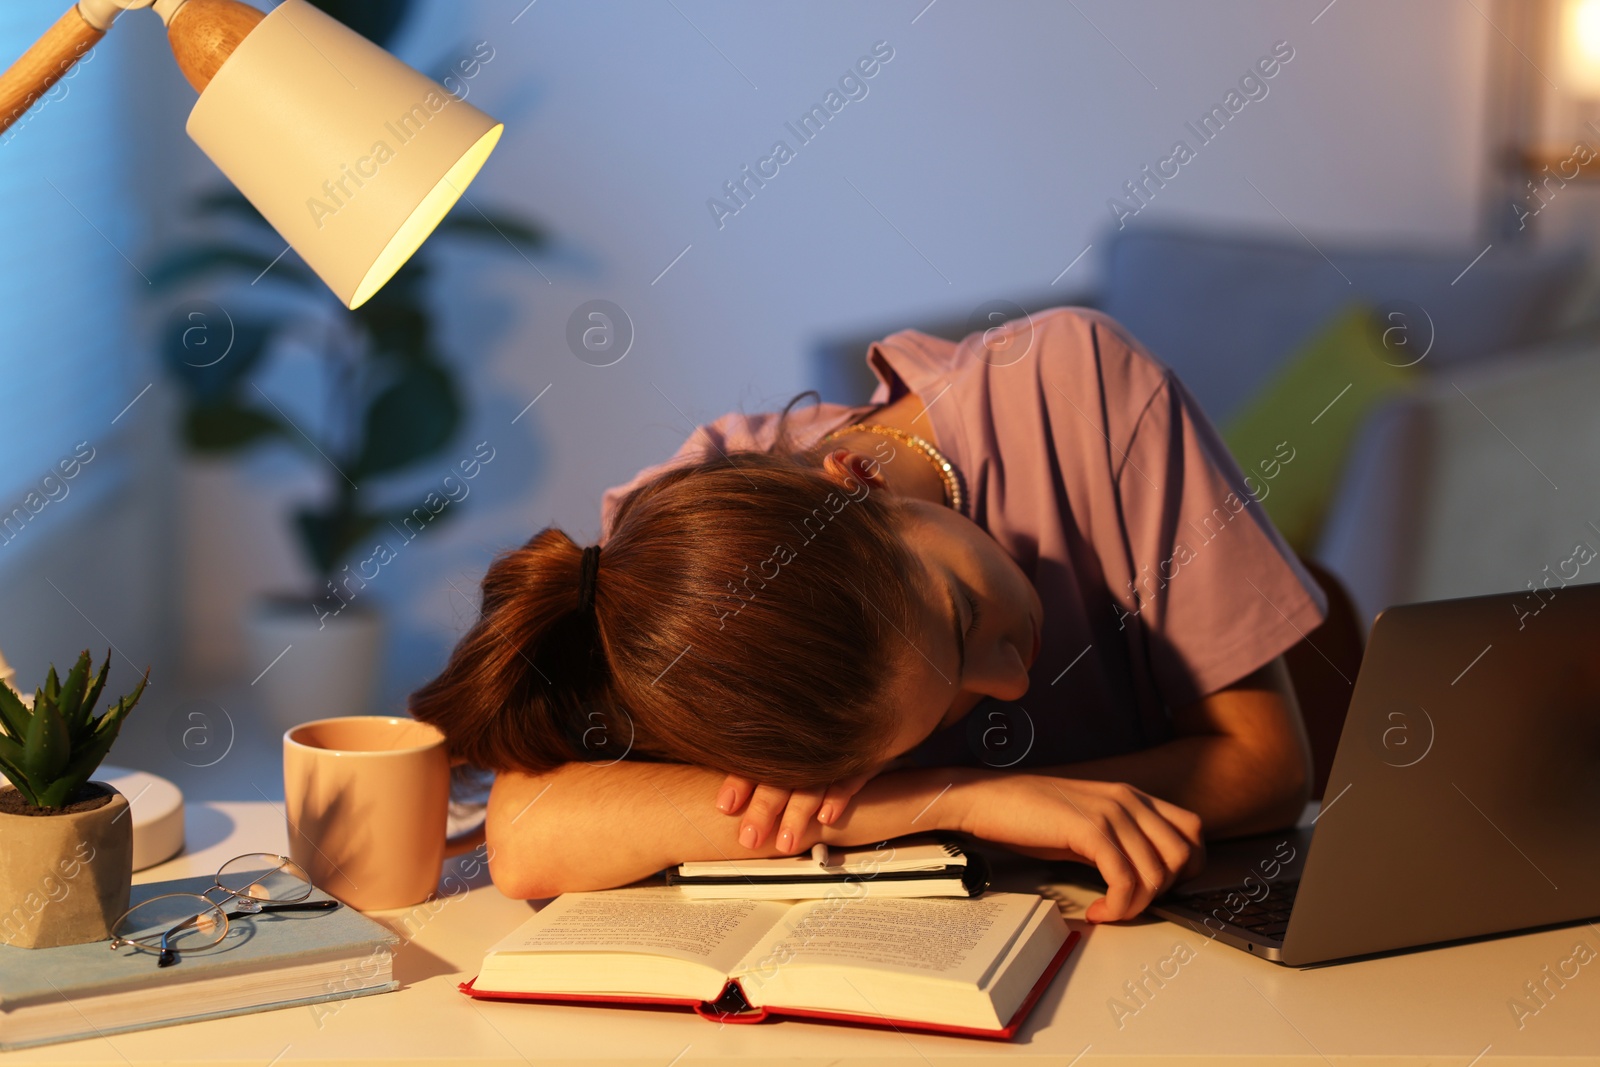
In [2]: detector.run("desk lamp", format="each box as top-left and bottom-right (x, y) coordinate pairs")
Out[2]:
(0, 0), (505, 309)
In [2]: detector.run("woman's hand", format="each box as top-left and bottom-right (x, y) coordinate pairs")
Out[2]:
(950, 772), (1206, 922)
(716, 762), (900, 853)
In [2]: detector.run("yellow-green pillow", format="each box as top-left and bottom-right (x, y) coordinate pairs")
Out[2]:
(1221, 305), (1420, 554)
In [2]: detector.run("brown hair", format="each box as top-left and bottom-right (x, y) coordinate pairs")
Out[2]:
(407, 396), (925, 787)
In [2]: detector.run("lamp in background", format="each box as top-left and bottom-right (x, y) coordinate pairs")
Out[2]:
(0, 0), (504, 309)
(1559, 0), (1600, 99)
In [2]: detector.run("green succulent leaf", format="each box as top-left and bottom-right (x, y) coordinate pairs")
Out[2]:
(118, 670), (149, 718)
(0, 730), (27, 779)
(45, 712), (126, 808)
(0, 658), (147, 808)
(56, 650), (91, 736)
(78, 654), (112, 734)
(21, 685), (69, 786)
(0, 748), (42, 806)
(0, 679), (28, 742)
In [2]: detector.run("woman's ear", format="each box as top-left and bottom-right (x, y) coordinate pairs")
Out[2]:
(821, 447), (891, 495)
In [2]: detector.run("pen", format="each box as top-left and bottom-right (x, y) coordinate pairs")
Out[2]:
(811, 842), (831, 868)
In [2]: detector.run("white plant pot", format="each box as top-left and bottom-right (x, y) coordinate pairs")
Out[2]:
(244, 596), (385, 738)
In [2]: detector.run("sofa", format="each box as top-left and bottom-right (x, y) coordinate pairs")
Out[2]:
(808, 223), (1594, 633)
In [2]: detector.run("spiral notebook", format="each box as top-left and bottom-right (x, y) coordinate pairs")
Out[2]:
(664, 834), (989, 899)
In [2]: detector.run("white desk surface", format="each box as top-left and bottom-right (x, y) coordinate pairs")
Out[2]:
(4, 799), (1598, 1066)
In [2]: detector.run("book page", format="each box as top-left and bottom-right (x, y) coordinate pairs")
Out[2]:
(732, 892), (1040, 996)
(487, 888), (792, 977)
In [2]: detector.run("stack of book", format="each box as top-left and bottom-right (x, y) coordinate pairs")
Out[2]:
(0, 871), (400, 1051)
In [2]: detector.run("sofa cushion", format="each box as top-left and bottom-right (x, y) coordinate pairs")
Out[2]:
(1099, 225), (1587, 424)
(1221, 304), (1421, 555)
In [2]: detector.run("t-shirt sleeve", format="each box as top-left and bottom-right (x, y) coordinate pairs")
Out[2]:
(1111, 356), (1330, 710)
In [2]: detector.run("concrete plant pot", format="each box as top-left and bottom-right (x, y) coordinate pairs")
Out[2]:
(0, 781), (133, 949)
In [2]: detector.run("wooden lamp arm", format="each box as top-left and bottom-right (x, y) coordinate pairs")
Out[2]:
(0, 0), (264, 137)
(0, 5), (106, 136)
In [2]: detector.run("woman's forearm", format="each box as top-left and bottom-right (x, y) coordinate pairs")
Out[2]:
(486, 760), (964, 899)
(1023, 733), (1309, 839)
(1014, 657), (1313, 839)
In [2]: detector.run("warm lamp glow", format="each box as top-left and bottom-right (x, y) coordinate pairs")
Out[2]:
(1560, 0), (1600, 98)
(350, 124), (504, 309)
(184, 0), (505, 309)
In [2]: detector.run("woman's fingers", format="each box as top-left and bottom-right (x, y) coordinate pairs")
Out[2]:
(775, 786), (828, 853)
(1129, 791), (1208, 884)
(1067, 784), (1202, 922)
(1080, 818), (1142, 922)
(1084, 804), (1170, 922)
(738, 783), (793, 849)
(724, 761), (891, 854)
(716, 773), (757, 816)
(816, 768), (877, 825)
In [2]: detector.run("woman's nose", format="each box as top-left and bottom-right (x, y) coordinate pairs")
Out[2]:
(979, 642), (1032, 701)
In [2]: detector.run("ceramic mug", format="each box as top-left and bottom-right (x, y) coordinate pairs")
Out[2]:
(283, 716), (486, 911)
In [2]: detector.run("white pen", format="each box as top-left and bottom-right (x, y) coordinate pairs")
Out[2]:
(811, 842), (831, 868)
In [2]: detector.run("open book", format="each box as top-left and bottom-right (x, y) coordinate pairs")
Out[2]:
(458, 887), (1079, 1039)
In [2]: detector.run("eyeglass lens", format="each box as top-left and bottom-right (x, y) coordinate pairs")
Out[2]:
(112, 895), (229, 954)
(215, 853), (314, 903)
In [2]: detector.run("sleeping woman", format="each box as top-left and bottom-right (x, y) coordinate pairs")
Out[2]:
(407, 306), (1328, 924)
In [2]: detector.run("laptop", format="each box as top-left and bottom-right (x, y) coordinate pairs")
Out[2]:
(1150, 579), (1600, 966)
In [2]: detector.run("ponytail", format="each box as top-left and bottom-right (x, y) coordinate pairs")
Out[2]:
(409, 527), (612, 773)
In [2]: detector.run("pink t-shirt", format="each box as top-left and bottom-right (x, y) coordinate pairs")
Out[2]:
(599, 306), (1328, 769)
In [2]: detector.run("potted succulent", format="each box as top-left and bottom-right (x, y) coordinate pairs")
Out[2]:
(0, 650), (149, 948)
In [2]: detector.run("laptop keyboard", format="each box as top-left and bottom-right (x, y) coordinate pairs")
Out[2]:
(1170, 878), (1300, 940)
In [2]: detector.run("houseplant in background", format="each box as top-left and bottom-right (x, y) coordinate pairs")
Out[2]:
(149, 0), (548, 733)
(0, 651), (149, 948)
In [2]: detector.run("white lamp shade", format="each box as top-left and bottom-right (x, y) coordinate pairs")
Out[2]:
(185, 0), (504, 309)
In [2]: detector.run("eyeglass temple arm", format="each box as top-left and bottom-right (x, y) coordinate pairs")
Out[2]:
(225, 899), (341, 918)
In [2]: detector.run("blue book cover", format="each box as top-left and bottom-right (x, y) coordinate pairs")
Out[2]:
(0, 870), (401, 1050)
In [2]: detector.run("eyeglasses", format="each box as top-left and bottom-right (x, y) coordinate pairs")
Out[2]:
(109, 852), (340, 967)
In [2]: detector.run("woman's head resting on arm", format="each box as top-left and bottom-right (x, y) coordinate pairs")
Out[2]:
(407, 404), (1043, 788)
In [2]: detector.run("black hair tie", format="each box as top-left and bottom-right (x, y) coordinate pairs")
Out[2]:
(577, 544), (601, 615)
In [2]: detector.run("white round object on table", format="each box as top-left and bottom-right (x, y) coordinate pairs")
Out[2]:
(93, 765), (186, 871)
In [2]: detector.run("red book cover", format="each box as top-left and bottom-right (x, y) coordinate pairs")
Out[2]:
(457, 927), (1080, 1041)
